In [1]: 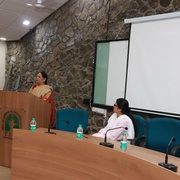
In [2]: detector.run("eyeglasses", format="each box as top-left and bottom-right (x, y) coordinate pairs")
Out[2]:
(114, 104), (117, 107)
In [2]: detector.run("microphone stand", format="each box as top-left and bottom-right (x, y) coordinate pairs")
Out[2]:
(45, 125), (56, 135)
(14, 81), (34, 91)
(99, 127), (128, 148)
(99, 140), (114, 148)
(158, 136), (177, 172)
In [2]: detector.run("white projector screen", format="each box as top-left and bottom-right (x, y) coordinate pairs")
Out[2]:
(126, 14), (180, 116)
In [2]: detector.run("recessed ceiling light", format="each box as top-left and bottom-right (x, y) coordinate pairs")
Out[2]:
(23, 20), (30, 25)
(0, 37), (7, 41)
(27, 3), (33, 6)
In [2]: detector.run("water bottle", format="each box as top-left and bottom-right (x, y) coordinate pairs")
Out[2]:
(30, 117), (37, 132)
(76, 124), (83, 140)
(120, 132), (128, 151)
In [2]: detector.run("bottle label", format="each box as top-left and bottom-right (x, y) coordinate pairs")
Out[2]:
(120, 141), (127, 150)
(30, 125), (36, 132)
(76, 132), (83, 140)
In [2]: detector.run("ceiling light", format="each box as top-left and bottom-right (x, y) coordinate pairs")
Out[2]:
(23, 20), (30, 25)
(27, 3), (33, 6)
(0, 37), (7, 41)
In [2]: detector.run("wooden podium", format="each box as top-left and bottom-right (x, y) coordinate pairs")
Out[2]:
(0, 90), (51, 167)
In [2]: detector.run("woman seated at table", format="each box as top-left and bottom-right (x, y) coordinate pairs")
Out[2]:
(92, 98), (136, 141)
(29, 71), (55, 128)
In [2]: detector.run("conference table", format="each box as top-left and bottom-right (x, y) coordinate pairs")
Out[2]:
(11, 128), (180, 180)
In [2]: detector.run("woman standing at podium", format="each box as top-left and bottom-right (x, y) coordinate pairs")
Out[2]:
(29, 71), (55, 128)
(92, 98), (136, 141)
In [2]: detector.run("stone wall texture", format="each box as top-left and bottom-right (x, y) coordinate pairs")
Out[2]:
(5, 0), (180, 133)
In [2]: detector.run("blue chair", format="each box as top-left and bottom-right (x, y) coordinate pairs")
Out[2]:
(132, 114), (146, 138)
(146, 118), (180, 157)
(131, 114), (146, 146)
(56, 108), (89, 133)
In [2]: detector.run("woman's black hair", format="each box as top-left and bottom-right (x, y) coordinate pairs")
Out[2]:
(40, 71), (48, 84)
(116, 98), (137, 136)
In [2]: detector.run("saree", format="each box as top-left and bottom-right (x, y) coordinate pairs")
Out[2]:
(29, 84), (55, 127)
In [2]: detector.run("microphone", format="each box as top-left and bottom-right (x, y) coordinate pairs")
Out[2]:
(14, 81), (34, 91)
(99, 127), (128, 148)
(158, 136), (178, 172)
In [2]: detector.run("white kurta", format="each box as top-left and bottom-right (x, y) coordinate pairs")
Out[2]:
(92, 113), (135, 141)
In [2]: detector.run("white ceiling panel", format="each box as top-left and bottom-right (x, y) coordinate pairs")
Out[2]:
(0, 9), (19, 25)
(0, 0), (69, 41)
(11, 15), (42, 29)
(1, 26), (29, 40)
(24, 7), (52, 19)
(0, 1), (27, 13)
(0, 24), (6, 32)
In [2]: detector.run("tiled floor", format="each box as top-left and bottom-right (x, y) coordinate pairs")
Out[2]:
(0, 166), (11, 180)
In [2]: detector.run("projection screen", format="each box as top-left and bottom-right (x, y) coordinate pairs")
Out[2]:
(125, 13), (180, 116)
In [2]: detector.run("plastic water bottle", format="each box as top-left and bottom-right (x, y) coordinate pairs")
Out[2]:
(76, 124), (83, 140)
(30, 117), (36, 132)
(120, 132), (128, 151)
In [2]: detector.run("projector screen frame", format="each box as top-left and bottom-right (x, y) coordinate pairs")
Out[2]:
(92, 39), (129, 109)
(125, 12), (180, 118)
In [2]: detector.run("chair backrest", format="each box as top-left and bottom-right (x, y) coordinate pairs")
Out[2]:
(132, 114), (145, 138)
(146, 118), (180, 155)
(56, 108), (89, 133)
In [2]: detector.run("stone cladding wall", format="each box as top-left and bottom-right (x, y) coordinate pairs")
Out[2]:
(5, 0), (180, 133)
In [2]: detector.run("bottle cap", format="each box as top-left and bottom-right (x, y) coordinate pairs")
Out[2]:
(79, 124), (82, 127)
(32, 117), (36, 120)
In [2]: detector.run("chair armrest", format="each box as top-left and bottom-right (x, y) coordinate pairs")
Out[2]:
(170, 145), (180, 157)
(130, 136), (146, 147)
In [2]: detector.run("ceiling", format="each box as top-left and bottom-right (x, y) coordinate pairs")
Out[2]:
(0, 0), (69, 41)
